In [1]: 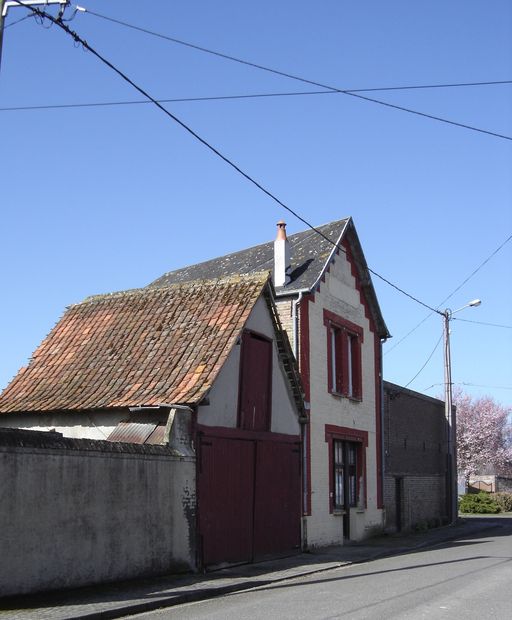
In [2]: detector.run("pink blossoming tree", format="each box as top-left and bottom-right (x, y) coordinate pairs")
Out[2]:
(455, 389), (512, 485)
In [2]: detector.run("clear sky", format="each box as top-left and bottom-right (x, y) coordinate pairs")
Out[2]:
(1, 0), (511, 407)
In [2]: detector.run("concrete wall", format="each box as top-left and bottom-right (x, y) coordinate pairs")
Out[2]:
(197, 295), (300, 436)
(383, 382), (448, 531)
(0, 428), (196, 598)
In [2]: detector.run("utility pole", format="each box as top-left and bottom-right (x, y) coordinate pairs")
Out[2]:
(0, 0), (6, 71)
(0, 0), (69, 73)
(442, 299), (481, 526)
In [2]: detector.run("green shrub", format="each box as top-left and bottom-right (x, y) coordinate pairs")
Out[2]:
(459, 492), (501, 514)
(493, 492), (512, 513)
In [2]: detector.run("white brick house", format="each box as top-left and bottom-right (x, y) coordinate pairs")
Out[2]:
(152, 218), (390, 546)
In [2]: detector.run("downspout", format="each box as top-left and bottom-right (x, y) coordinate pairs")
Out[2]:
(293, 291), (309, 551)
(380, 338), (387, 522)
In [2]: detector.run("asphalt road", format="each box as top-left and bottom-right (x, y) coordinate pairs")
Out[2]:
(125, 519), (512, 619)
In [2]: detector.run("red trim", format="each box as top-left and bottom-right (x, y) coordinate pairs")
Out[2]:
(342, 239), (377, 335)
(325, 425), (368, 513)
(374, 333), (383, 508)
(197, 424), (300, 443)
(323, 309), (363, 399)
(323, 309), (364, 342)
(299, 294), (313, 515)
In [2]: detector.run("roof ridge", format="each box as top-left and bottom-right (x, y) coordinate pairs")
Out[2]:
(152, 219), (349, 283)
(80, 272), (270, 306)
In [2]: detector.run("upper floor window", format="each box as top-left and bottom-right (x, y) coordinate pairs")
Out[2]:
(324, 310), (363, 400)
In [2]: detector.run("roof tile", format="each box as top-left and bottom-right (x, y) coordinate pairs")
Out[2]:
(0, 273), (269, 414)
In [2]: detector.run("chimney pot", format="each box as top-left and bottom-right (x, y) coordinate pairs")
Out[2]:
(274, 221), (291, 287)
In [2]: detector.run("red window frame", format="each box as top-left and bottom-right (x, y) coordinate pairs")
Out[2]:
(324, 309), (363, 400)
(325, 424), (368, 513)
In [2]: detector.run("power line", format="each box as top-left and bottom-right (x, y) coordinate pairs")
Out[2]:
(437, 232), (512, 308)
(14, 3), (441, 316)
(4, 13), (32, 28)
(384, 312), (434, 355)
(3, 80), (512, 113)
(403, 330), (444, 388)
(385, 232), (512, 354)
(424, 382), (512, 391)
(81, 7), (512, 142)
(452, 318), (512, 329)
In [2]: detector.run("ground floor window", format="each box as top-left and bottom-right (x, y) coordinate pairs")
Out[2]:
(333, 440), (358, 510)
(325, 424), (368, 514)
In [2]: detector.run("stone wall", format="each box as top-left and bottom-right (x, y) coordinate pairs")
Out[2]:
(0, 428), (196, 598)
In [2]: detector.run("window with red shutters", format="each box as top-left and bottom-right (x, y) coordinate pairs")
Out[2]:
(324, 310), (363, 401)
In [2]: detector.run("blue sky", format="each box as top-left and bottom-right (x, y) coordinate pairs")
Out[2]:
(1, 0), (511, 406)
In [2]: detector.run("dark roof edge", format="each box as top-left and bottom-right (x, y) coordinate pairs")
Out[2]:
(310, 217), (351, 292)
(343, 219), (391, 339)
(384, 380), (445, 406)
(276, 218), (390, 339)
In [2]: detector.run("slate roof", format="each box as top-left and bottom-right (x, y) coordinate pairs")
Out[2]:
(150, 219), (350, 293)
(0, 274), (271, 414)
(151, 218), (390, 338)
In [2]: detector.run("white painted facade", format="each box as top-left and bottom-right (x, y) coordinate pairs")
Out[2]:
(278, 247), (384, 546)
(0, 409), (123, 440)
(197, 295), (300, 436)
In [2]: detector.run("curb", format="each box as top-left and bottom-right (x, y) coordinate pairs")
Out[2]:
(3, 519), (503, 620)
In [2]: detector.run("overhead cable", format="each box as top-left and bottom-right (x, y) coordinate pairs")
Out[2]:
(385, 231), (512, 354)
(3, 80), (512, 113)
(452, 318), (512, 329)
(4, 13), (32, 28)
(81, 7), (512, 142)
(403, 331), (444, 388)
(15, 2), (440, 315)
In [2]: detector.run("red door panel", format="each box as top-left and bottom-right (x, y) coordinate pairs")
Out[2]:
(253, 441), (301, 560)
(198, 436), (255, 567)
(239, 332), (272, 431)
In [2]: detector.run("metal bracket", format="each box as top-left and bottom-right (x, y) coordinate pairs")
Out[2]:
(2, 1), (69, 18)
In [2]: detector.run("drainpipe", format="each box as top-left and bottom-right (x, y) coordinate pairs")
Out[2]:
(380, 338), (387, 522)
(292, 291), (309, 551)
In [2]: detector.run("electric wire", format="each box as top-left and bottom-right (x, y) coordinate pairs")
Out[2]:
(3, 81), (512, 113)
(424, 382), (512, 391)
(4, 13), (32, 28)
(385, 231), (512, 354)
(81, 7), (512, 142)
(18, 2), (441, 316)
(452, 318), (512, 329)
(403, 330), (444, 388)
(436, 232), (512, 308)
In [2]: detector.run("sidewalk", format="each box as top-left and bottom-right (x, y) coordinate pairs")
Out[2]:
(0, 516), (506, 620)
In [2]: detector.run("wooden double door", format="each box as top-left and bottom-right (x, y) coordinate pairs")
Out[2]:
(197, 429), (301, 568)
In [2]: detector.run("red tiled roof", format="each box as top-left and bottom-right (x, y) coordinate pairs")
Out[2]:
(0, 274), (270, 413)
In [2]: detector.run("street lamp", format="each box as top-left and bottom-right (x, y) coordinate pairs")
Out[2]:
(443, 299), (481, 525)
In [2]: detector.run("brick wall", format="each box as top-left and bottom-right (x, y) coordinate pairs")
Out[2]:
(384, 474), (447, 531)
(383, 382), (448, 531)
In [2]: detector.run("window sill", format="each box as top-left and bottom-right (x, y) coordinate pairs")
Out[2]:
(328, 391), (362, 403)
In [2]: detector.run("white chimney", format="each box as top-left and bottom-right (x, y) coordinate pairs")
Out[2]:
(274, 220), (291, 287)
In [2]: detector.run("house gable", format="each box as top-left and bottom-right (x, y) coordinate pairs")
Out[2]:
(197, 294), (301, 436)
(0, 274), (271, 415)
